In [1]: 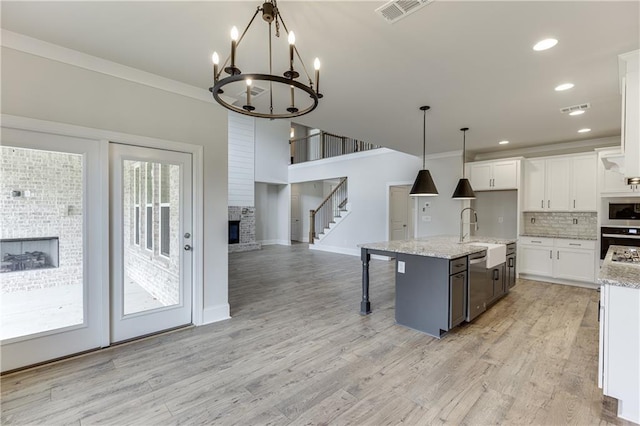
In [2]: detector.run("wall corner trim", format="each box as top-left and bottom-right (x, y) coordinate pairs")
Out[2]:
(202, 304), (231, 325)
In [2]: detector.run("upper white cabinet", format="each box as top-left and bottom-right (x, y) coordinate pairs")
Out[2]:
(599, 151), (640, 194)
(468, 159), (519, 191)
(620, 50), (640, 180)
(523, 153), (597, 211)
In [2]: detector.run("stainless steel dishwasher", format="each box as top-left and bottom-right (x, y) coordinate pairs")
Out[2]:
(467, 250), (489, 322)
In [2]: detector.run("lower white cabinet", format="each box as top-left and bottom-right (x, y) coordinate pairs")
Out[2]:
(599, 284), (640, 423)
(519, 236), (596, 284)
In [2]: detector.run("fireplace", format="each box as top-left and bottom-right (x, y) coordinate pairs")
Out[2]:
(229, 221), (240, 244)
(1, 237), (59, 273)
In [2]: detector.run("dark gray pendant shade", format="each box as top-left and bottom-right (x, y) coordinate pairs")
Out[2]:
(452, 127), (476, 199)
(410, 105), (439, 197)
(410, 169), (439, 196)
(452, 178), (476, 199)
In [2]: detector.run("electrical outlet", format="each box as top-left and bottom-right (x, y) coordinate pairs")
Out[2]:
(498, 217), (504, 223)
(398, 261), (405, 274)
(422, 215), (431, 222)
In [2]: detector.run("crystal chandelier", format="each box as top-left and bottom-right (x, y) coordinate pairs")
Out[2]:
(209, 0), (322, 119)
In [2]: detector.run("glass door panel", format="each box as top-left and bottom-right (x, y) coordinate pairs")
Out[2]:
(0, 128), (104, 372)
(110, 143), (192, 343)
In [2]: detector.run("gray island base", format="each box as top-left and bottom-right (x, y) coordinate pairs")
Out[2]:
(359, 235), (517, 338)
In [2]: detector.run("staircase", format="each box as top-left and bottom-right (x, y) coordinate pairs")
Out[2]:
(309, 177), (349, 244)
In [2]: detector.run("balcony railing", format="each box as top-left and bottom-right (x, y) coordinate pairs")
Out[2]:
(290, 131), (380, 165)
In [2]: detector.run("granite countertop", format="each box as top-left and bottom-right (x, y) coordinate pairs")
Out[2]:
(520, 233), (597, 241)
(358, 235), (517, 259)
(598, 245), (640, 289)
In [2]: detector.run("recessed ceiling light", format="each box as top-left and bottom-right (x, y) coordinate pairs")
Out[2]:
(533, 38), (558, 51)
(578, 128), (591, 133)
(555, 83), (574, 91)
(499, 140), (509, 145)
(569, 110), (585, 116)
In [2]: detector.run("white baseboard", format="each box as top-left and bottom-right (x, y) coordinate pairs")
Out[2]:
(201, 304), (231, 325)
(518, 273), (598, 290)
(309, 244), (359, 257)
(259, 239), (292, 246)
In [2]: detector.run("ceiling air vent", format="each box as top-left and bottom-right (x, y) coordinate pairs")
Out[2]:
(375, 0), (434, 24)
(236, 84), (267, 99)
(560, 102), (591, 114)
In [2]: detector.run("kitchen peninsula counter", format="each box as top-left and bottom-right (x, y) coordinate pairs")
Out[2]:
(357, 235), (517, 338)
(598, 245), (640, 424)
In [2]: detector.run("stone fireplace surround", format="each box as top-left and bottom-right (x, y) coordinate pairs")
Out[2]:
(228, 206), (261, 253)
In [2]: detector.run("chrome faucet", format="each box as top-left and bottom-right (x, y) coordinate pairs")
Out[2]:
(460, 207), (479, 242)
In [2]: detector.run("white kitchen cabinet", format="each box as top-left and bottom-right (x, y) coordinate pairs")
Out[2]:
(620, 50), (640, 181)
(600, 283), (640, 424)
(572, 155), (598, 209)
(468, 159), (519, 191)
(600, 152), (640, 194)
(546, 158), (571, 211)
(519, 244), (553, 276)
(519, 237), (596, 284)
(523, 154), (597, 211)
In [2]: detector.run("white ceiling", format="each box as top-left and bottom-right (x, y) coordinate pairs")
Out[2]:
(2, 1), (639, 157)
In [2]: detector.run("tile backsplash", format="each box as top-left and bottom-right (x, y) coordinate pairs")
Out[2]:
(522, 212), (597, 239)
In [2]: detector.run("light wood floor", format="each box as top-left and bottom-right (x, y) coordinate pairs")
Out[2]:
(1, 244), (633, 425)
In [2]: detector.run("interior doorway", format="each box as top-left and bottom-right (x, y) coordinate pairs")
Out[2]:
(389, 185), (415, 241)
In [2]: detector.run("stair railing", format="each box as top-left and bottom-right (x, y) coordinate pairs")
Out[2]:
(290, 131), (380, 165)
(309, 177), (348, 244)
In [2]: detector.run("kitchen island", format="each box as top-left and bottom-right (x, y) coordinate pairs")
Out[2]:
(598, 245), (640, 424)
(358, 235), (516, 338)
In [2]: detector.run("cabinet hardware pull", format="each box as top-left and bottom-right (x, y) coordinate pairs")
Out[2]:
(508, 258), (513, 267)
(532, 240), (542, 243)
(569, 243), (581, 246)
(557, 251), (559, 260)
(548, 200), (550, 208)
(541, 200), (544, 208)
(549, 250), (552, 259)
(573, 200), (576, 208)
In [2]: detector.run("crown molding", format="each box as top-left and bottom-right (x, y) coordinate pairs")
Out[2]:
(472, 135), (620, 161)
(1, 29), (212, 103)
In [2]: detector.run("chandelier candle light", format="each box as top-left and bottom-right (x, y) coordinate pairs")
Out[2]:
(209, 0), (322, 119)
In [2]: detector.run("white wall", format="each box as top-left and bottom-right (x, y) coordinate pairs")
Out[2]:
(255, 118), (289, 184)
(291, 181), (325, 243)
(255, 182), (290, 245)
(415, 153), (466, 238)
(1, 46), (229, 323)
(289, 149), (427, 255)
(228, 113), (255, 207)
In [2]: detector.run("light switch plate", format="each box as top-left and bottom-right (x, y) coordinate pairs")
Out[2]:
(398, 261), (405, 274)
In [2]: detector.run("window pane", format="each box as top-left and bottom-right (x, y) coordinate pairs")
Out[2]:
(146, 206), (153, 250)
(1, 146), (84, 339)
(146, 163), (152, 204)
(161, 206), (170, 257)
(161, 164), (170, 204)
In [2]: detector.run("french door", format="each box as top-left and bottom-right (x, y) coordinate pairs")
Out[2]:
(109, 143), (193, 342)
(0, 128), (105, 372)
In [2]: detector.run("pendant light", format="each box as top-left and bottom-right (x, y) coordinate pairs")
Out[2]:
(410, 106), (439, 197)
(452, 127), (476, 199)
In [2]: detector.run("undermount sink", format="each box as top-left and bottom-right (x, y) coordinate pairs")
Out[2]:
(468, 242), (506, 268)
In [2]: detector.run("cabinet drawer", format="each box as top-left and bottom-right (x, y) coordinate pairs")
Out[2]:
(519, 236), (553, 246)
(449, 257), (467, 275)
(555, 239), (596, 250)
(506, 243), (516, 255)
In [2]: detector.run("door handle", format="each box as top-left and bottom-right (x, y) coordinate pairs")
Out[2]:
(184, 244), (192, 251)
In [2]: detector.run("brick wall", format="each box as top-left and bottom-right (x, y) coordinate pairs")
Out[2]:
(522, 211), (598, 239)
(123, 161), (180, 306)
(228, 206), (261, 253)
(0, 146), (83, 293)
